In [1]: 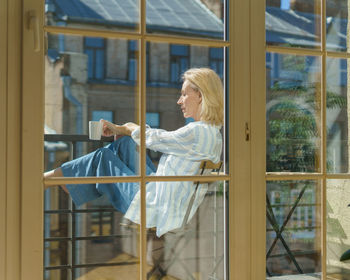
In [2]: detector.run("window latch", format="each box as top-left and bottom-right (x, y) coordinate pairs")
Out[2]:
(245, 122), (250, 142)
(27, 10), (40, 52)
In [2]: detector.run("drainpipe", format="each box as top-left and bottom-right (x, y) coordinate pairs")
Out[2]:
(61, 75), (83, 277)
(61, 75), (83, 156)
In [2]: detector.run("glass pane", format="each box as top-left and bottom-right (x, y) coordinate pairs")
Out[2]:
(45, 0), (139, 32)
(326, 57), (348, 173)
(44, 183), (140, 280)
(266, 53), (321, 173)
(44, 187), (70, 211)
(326, 1), (348, 52)
(44, 240), (70, 267)
(74, 211), (120, 238)
(146, 0), (224, 40)
(146, 43), (225, 173)
(75, 238), (138, 265)
(266, 0), (321, 49)
(44, 213), (70, 238)
(44, 34), (139, 176)
(266, 180), (321, 278)
(146, 180), (227, 279)
(327, 179), (350, 279)
(77, 262), (140, 280)
(92, 110), (113, 122)
(44, 269), (71, 280)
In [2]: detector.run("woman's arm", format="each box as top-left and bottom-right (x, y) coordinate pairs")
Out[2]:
(101, 120), (139, 136)
(131, 124), (200, 157)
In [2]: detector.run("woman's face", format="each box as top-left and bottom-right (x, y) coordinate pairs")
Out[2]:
(177, 80), (202, 121)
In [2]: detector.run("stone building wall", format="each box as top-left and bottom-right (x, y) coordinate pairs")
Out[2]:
(149, 42), (170, 82)
(106, 39), (128, 80)
(64, 35), (84, 53)
(191, 46), (209, 68)
(45, 31), (216, 137)
(45, 57), (64, 133)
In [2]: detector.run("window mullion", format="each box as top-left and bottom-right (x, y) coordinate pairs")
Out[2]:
(139, 0), (147, 279)
(251, 0), (266, 278)
(44, 25), (230, 48)
(0, 0), (8, 278)
(321, 0), (327, 277)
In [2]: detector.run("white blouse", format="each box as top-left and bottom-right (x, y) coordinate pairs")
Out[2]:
(124, 121), (222, 236)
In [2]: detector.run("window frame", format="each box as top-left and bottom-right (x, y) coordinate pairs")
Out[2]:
(265, 0), (350, 278)
(0, 0), (8, 278)
(18, 0), (267, 279)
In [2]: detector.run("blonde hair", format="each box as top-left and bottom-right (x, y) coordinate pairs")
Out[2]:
(182, 68), (223, 126)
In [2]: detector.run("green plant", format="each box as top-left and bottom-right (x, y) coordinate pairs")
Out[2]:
(267, 82), (346, 173)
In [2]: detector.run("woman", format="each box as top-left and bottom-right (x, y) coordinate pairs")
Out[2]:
(45, 68), (223, 236)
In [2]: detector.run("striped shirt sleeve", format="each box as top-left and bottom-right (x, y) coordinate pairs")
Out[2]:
(131, 124), (196, 157)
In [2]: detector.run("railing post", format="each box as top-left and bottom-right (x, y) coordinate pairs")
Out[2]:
(44, 135), (116, 277)
(72, 203), (76, 279)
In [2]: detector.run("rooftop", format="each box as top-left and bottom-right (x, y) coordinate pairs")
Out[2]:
(47, 0), (224, 38)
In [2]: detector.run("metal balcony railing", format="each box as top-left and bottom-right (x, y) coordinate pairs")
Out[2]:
(44, 134), (139, 280)
(44, 134), (320, 278)
(43, 134), (227, 280)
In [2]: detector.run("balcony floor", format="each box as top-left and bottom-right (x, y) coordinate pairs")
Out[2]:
(267, 273), (321, 280)
(77, 253), (178, 280)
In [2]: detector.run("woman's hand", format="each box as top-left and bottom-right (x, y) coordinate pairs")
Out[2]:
(101, 120), (140, 137)
(101, 119), (118, 137)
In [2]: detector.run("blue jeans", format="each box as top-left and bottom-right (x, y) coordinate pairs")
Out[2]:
(61, 136), (156, 213)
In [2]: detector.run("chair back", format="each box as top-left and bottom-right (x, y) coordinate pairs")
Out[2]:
(181, 160), (223, 228)
(199, 160), (223, 171)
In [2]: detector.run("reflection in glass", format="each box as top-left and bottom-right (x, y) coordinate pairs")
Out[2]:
(45, 268), (72, 280)
(326, 1), (349, 52)
(44, 187), (70, 211)
(44, 240), (70, 267)
(266, 0), (321, 48)
(45, 0), (139, 32)
(45, 0), (226, 39)
(44, 34), (138, 168)
(44, 213), (69, 238)
(44, 186), (140, 279)
(44, 37), (226, 279)
(75, 239), (139, 265)
(146, 180), (227, 279)
(326, 58), (348, 173)
(146, 43), (225, 168)
(266, 181), (321, 278)
(327, 179), (350, 279)
(266, 53), (321, 172)
(146, 0), (224, 40)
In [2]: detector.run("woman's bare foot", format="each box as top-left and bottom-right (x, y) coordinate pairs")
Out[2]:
(44, 167), (68, 193)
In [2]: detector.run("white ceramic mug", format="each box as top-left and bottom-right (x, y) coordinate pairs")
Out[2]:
(89, 121), (102, 140)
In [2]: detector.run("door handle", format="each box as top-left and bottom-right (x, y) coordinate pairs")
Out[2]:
(27, 10), (40, 52)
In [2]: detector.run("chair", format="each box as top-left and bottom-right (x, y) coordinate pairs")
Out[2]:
(147, 160), (223, 280)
